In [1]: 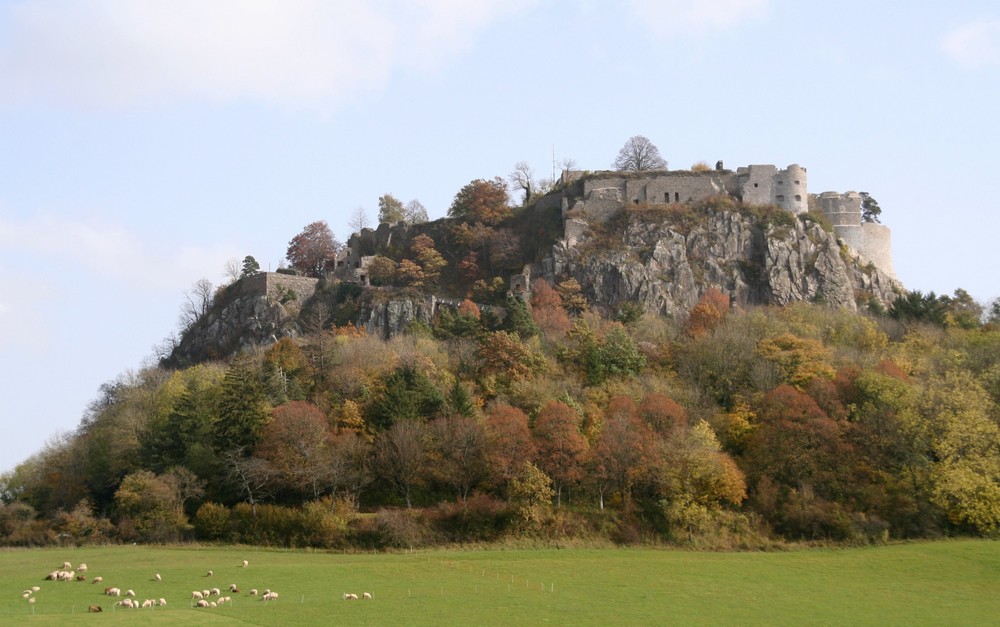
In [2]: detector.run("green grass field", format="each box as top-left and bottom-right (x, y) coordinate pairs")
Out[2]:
(0, 541), (998, 625)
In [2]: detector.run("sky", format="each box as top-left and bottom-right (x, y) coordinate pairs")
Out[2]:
(1, 0), (999, 474)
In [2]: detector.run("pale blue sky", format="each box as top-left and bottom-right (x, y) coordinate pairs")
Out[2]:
(1, 0), (998, 473)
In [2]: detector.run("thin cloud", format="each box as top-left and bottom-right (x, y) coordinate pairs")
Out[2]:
(0, 0), (538, 111)
(942, 19), (1000, 69)
(0, 214), (239, 291)
(627, 0), (770, 38)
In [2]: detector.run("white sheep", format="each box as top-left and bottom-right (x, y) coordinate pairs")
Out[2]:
(92, 576), (103, 584)
(142, 599), (154, 608)
(125, 589), (135, 597)
(117, 598), (134, 609)
(61, 561), (71, 570)
(206, 569), (213, 577)
(363, 592), (373, 600)
(241, 559), (249, 568)
(22, 592), (31, 599)
(154, 573), (161, 582)
(209, 587), (221, 596)
(28, 597), (36, 604)
(31, 586), (40, 592)
(262, 591), (279, 601)
(45, 570), (58, 581)
(159, 598), (167, 606)
(344, 593), (358, 600)
(249, 589), (258, 596)
(191, 591), (204, 600)
(107, 587), (121, 597)
(229, 583), (239, 592)
(77, 563), (88, 572)
(202, 589), (211, 597)
(210, 601), (218, 608)
(195, 599), (209, 608)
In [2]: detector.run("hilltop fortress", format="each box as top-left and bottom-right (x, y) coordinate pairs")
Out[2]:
(550, 163), (896, 280)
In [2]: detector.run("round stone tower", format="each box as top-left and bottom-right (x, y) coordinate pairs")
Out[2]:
(780, 164), (808, 214)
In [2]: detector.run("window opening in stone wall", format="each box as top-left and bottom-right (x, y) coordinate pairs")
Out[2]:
(776, 195), (785, 202)
(665, 192), (670, 202)
(754, 183), (759, 188)
(634, 199), (640, 205)
(794, 180), (800, 185)
(675, 192), (680, 202)
(795, 195), (802, 201)
(777, 180), (783, 185)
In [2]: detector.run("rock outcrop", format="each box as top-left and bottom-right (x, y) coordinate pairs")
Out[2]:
(550, 209), (901, 317)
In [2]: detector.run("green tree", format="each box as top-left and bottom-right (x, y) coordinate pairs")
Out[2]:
(378, 193), (405, 224)
(113, 470), (187, 542)
(860, 192), (882, 224)
(215, 355), (270, 453)
(889, 291), (949, 327)
(240, 255), (260, 279)
(366, 364), (445, 430)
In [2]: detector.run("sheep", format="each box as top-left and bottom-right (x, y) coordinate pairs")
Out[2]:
(209, 587), (221, 596)
(363, 592), (373, 600)
(262, 591), (279, 601)
(344, 593), (358, 600)
(116, 598), (134, 609)
(154, 573), (161, 582)
(158, 598), (167, 606)
(202, 589), (211, 597)
(31, 586), (40, 592)
(191, 591), (204, 599)
(61, 561), (71, 570)
(22, 592), (31, 599)
(249, 588), (258, 596)
(125, 589), (136, 597)
(195, 599), (209, 608)
(241, 559), (249, 568)
(88, 605), (103, 613)
(76, 575), (87, 582)
(263, 589), (270, 596)
(28, 597), (36, 604)
(229, 583), (239, 593)
(45, 571), (58, 580)
(206, 569), (213, 577)
(210, 601), (218, 608)
(107, 587), (121, 596)
(142, 599), (154, 608)
(92, 576), (103, 584)
(77, 563), (88, 572)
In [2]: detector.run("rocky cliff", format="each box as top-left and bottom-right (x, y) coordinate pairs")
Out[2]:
(549, 208), (901, 317)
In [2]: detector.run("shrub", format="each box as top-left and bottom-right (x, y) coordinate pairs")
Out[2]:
(194, 502), (231, 541)
(430, 494), (512, 542)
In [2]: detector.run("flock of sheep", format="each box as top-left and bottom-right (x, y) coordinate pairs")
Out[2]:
(25, 557), (374, 613)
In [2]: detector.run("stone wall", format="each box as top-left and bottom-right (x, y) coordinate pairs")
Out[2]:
(239, 272), (319, 303)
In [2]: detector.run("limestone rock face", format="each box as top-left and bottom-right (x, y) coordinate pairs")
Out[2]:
(167, 292), (301, 366)
(359, 297), (434, 339)
(551, 210), (900, 317)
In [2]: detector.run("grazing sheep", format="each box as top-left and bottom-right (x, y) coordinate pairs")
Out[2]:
(159, 598), (167, 606)
(206, 569), (213, 577)
(344, 593), (358, 600)
(363, 592), (373, 600)
(76, 575), (86, 582)
(202, 589), (211, 597)
(210, 601), (218, 608)
(61, 561), (71, 570)
(229, 584), (239, 593)
(154, 573), (161, 582)
(125, 589), (135, 597)
(31, 586), (40, 592)
(262, 591), (279, 601)
(78, 563), (88, 572)
(195, 599), (209, 608)
(249, 589), (258, 596)
(117, 598), (134, 609)
(88, 605), (102, 613)
(263, 589), (270, 596)
(28, 597), (36, 604)
(92, 576), (103, 584)
(45, 571), (58, 581)
(22, 592), (31, 599)
(107, 587), (121, 597)
(210, 587), (221, 596)
(142, 599), (154, 608)
(191, 591), (204, 599)
(241, 559), (249, 568)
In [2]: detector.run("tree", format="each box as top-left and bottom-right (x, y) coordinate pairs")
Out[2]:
(613, 135), (667, 171)
(889, 291), (949, 327)
(378, 194), (405, 224)
(484, 404), (536, 492)
(509, 160), (535, 205)
(509, 462), (554, 528)
(860, 192), (882, 224)
(178, 278), (214, 329)
(448, 177), (511, 225)
(366, 364), (445, 430)
(374, 420), (429, 508)
(113, 470), (187, 541)
(240, 255), (261, 279)
(254, 401), (333, 500)
(429, 415), (488, 502)
(286, 220), (341, 277)
(685, 288), (730, 338)
(592, 396), (657, 510)
(215, 355), (270, 453)
(532, 401), (588, 506)
(404, 199), (429, 224)
(348, 206), (371, 233)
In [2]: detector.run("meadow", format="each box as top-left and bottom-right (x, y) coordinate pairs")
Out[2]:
(1, 541), (998, 625)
